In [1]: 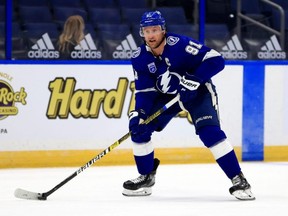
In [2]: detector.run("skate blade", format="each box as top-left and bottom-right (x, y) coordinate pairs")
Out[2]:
(122, 187), (152, 197)
(232, 189), (256, 201)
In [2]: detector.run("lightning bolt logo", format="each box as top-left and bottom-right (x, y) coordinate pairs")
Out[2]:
(160, 70), (171, 93)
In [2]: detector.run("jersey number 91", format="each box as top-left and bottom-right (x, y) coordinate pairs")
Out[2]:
(185, 41), (203, 55)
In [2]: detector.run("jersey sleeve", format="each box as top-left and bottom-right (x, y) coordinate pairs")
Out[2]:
(183, 36), (225, 82)
(131, 48), (158, 113)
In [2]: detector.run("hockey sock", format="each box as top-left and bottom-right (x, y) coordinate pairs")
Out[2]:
(216, 150), (241, 179)
(134, 152), (154, 175)
(198, 126), (241, 179)
(133, 141), (154, 175)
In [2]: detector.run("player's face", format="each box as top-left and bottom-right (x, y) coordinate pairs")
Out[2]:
(142, 25), (165, 49)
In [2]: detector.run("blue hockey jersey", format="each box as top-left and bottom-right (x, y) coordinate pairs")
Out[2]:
(131, 32), (225, 113)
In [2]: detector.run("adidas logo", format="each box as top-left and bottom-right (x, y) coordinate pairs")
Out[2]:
(112, 34), (138, 59)
(257, 35), (286, 59)
(220, 35), (248, 59)
(71, 33), (102, 59)
(28, 33), (59, 59)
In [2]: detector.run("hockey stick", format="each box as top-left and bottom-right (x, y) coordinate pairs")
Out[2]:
(14, 94), (180, 200)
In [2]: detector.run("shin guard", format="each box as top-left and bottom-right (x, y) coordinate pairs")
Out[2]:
(133, 141), (154, 175)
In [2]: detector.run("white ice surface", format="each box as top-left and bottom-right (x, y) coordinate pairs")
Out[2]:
(1, 162), (288, 216)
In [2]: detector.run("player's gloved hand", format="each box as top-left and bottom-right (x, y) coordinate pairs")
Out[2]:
(129, 109), (152, 143)
(179, 74), (202, 104)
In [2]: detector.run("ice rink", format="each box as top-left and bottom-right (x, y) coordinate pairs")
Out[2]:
(1, 162), (288, 216)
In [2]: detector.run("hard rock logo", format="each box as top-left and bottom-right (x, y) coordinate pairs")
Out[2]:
(0, 73), (27, 120)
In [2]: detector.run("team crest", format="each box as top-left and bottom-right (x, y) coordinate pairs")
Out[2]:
(167, 36), (179, 46)
(132, 47), (141, 58)
(148, 62), (157, 73)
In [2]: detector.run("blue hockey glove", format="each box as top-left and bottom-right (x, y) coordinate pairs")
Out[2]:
(179, 74), (202, 104)
(129, 109), (152, 143)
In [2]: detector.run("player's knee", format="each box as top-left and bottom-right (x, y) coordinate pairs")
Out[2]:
(131, 125), (154, 143)
(131, 133), (151, 143)
(198, 125), (227, 148)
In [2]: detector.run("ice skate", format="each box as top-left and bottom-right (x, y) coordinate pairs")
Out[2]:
(122, 158), (160, 196)
(229, 172), (255, 200)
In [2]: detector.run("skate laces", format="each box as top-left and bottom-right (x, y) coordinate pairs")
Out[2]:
(232, 175), (242, 186)
(232, 173), (248, 188)
(130, 175), (147, 184)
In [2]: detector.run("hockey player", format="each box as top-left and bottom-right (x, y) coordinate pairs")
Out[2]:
(123, 11), (255, 201)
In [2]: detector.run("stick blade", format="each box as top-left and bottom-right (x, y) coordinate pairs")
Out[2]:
(14, 188), (47, 200)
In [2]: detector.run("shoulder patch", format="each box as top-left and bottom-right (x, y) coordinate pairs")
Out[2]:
(167, 36), (179, 46)
(132, 47), (141, 58)
(147, 62), (157, 73)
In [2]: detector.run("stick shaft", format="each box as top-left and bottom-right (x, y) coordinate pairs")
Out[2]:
(43, 95), (179, 198)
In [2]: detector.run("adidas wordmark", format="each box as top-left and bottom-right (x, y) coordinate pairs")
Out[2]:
(112, 34), (138, 59)
(71, 33), (102, 59)
(220, 35), (248, 59)
(28, 33), (59, 59)
(257, 35), (286, 59)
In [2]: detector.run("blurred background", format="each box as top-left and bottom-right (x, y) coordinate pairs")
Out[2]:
(1, 0), (287, 60)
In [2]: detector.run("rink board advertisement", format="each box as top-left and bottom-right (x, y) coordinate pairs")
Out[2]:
(0, 64), (242, 150)
(0, 63), (287, 167)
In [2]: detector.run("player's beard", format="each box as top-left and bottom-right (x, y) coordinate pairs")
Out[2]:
(146, 34), (166, 50)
